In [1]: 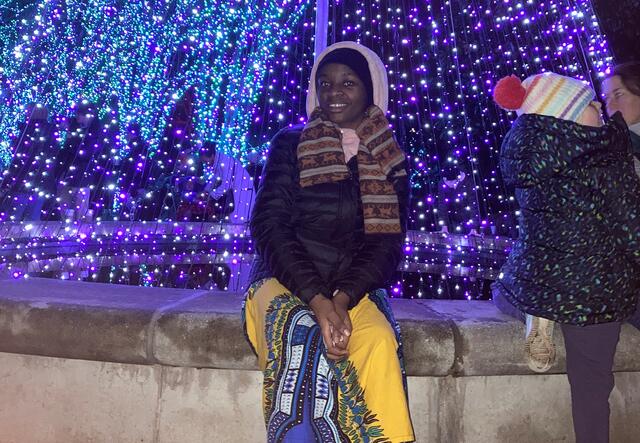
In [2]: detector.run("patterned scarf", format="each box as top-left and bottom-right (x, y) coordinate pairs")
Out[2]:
(297, 105), (407, 234)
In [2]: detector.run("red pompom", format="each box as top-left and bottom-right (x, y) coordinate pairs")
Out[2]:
(493, 75), (526, 110)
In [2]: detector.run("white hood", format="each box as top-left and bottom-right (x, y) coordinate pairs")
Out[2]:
(306, 41), (389, 118)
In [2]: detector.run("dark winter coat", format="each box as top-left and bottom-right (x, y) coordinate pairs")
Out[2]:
(493, 113), (640, 325)
(630, 130), (640, 158)
(631, 130), (640, 175)
(249, 126), (409, 308)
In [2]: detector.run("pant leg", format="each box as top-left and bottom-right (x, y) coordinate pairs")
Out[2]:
(58, 185), (75, 218)
(23, 195), (45, 221)
(560, 322), (621, 443)
(75, 187), (90, 219)
(243, 279), (415, 443)
(243, 278), (343, 442)
(345, 294), (415, 443)
(491, 283), (526, 323)
(3, 193), (30, 220)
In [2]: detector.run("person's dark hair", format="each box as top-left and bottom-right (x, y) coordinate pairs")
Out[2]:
(200, 141), (217, 157)
(611, 62), (640, 97)
(441, 161), (469, 180)
(317, 48), (374, 106)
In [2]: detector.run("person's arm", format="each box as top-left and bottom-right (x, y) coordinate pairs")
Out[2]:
(609, 170), (640, 264)
(249, 128), (330, 304)
(331, 167), (409, 309)
(252, 128), (351, 359)
(599, 121), (640, 264)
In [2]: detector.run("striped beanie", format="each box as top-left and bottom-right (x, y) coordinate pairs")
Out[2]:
(493, 72), (595, 123)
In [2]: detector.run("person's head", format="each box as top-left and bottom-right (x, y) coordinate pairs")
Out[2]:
(493, 72), (601, 126)
(441, 163), (462, 181)
(306, 41), (388, 129)
(199, 141), (217, 163)
(602, 62), (640, 125)
(315, 59), (369, 130)
(126, 122), (140, 139)
(26, 103), (48, 123)
(75, 101), (96, 128)
(577, 100), (603, 127)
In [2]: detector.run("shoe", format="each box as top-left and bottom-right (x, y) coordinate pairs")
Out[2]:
(525, 314), (556, 373)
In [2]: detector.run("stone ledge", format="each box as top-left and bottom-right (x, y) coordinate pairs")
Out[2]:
(0, 277), (639, 377)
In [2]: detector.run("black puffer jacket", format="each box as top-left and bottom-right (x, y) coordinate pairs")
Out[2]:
(493, 113), (640, 325)
(249, 126), (409, 308)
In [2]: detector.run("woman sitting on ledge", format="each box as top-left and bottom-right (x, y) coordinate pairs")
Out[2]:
(243, 41), (415, 442)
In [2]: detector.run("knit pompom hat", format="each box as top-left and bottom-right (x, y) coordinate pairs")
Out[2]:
(493, 72), (595, 122)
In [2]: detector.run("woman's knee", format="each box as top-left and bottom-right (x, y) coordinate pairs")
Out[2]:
(351, 320), (397, 354)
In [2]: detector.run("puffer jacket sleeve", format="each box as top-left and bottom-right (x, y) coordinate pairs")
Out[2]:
(601, 121), (640, 265)
(500, 116), (609, 188)
(250, 128), (330, 303)
(331, 164), (410, 309)
(608, 168), (640, 265)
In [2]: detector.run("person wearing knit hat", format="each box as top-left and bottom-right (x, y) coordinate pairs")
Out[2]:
(494, 72), (596, 121)
(491, 72), (640, 443)
(243, 41), (415, 443)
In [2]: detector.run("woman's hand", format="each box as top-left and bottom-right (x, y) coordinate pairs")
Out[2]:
(309, 294), (351, 360)
(331, 291), (353, 356)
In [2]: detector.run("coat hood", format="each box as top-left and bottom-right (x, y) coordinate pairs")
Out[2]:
(306, 41), (388, 118)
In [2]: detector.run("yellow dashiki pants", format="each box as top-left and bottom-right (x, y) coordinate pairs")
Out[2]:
(243, 278), (415, 443)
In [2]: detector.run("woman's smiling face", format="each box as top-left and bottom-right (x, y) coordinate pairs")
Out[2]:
(316, 62), (369, 130)
(602, 75), (640, 125)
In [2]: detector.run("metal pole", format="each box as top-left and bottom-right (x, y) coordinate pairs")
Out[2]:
(314, 0), (329, 58)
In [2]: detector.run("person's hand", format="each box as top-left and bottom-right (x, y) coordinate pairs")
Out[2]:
(332, 291), (353, 356)
(309, 294), (350, 361)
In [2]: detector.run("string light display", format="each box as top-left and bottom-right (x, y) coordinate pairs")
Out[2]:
(0, 0), (613, 299)
(0, 0), (310, 165)
(252, 0), (613, 299)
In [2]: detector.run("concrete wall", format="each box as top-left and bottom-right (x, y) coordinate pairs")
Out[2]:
(0, 278), (639, 442)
